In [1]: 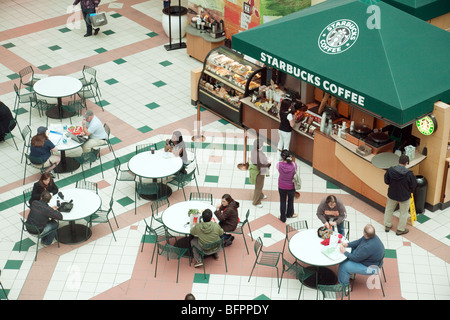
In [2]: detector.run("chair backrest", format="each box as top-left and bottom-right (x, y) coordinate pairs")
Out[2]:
(83, 65), (96, 78)
(200, 238), (223, 253)
(21, 125), (31, 141)
(317, 284), (349, 300)
(13, 83), (19, 95)
(23, 187), (33, 205)
(189, 192), (212, 204)
(254, 237), (263, 256)
(25, 153), (44, 166)
(151, 196), (170, 215)
(19, 66), (33, 81)
(21, 218), (40, 235)
(282, 258), (307, 279)
(286, 220), (308, 235)
(8, 119), (16, 132)
(243, 209), (250, 223)
(76, 180), (98, 193)
(158, 242), (187, 259)
(178, 168), (196, 186)
(136, 143), (155, 154)
(103, 123), (110, 137)
(113, 157), (121, 175)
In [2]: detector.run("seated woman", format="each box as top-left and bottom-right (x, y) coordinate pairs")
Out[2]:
(29, 172), (59, 206)
(29, 126), (61, 173)
(214, 194), (240, 246)
(165, 130), (189, 172)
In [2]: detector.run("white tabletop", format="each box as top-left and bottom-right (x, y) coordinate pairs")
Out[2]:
(128, 149), (183, 179)
(49, 188), (102, 221)
(47, 124), (84, 151)
(34, 76), (82, 99)
(162, 200), (217, 235)
(289, 229), (349, 267)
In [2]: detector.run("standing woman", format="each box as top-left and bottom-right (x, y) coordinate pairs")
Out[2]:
(73, 0), (101, 37)
(29, 172), (59, 205)
(277, 99), (295, 160)
(29, 127), (61, 173)
(277, 149), (298, 222)
(250, 139), (271, 208)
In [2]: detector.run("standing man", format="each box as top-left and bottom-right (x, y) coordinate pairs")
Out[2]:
(384, 155), (417, 235)
(73, 0), (101, 37)
(80, 110), (107, 153)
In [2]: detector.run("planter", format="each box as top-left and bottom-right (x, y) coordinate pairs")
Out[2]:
(162, 6), (188, 41)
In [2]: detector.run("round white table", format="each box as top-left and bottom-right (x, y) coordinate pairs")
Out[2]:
(289, 229), (349, 287)
(50, 188), (102, 244)
(162, 200), (216, 235)
(34, 76), (83, 119)
(47, 126), (85, 173)
(128, 149), (183, 199)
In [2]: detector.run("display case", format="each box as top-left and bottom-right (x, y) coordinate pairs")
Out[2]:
(198, 46), (265, 126)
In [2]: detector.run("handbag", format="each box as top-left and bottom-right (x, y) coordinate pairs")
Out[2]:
(248, 163), (259, 185)
(90, 12), (108, 28)
(58, 200), (73, 213)
(292, 165), (302, 191)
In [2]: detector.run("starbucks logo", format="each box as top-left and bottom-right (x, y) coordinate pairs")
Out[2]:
(318, 19), (359, 55)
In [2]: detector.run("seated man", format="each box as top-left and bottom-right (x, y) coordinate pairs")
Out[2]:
(190, 209), (224, 268)
(80, 110), (108, 153)
(338, 224), (385, 285)
(26, 190), (63, 246)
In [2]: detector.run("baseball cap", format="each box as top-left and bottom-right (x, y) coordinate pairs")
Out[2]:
(37, 126), (47, 134)
(84, 110), (93, 119)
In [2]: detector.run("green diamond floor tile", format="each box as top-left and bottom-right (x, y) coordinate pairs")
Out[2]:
(152, 80), (166, 87)
(96, 100), (110, 107)
(4, 260), (23, 270)
(141, 234), (156, 244)
(13, 238), (35, 251)
(113, 58), (126, 64)
(58, 27), (71, 33)
(384, 248), (397, 259)
(48, 45), (62, 51)
(145, 102), (160, 110)
(138, 126), (153, 133)
(159, 60), (173, 67)
(146, 32), (158, 37)
(2, 42), (15, 49)
(0, 288), (9, 300)
(326, 181), (340, 189)
(13, 107), (28, 115)
(117, 196), (134, 207)
(263, 233), (271, 238)
(102, 29), (115, 35)
(245, 177), (252, 185)
(109, 137), (122, 145)
(254, 294), (270, 300)
(7, 73), (19, 80)
(110, 13), (122, 18)
(94, 47), (108, 54)
(416, 214), (431, 224)
(105, 78), (118, 85)
(204, 175), (219, 183)
(38, 64), (51, 71)
(193, 273), (209, 283)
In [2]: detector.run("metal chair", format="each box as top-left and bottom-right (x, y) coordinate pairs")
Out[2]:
(189, 192), (213, 204)
(154, 242), (188, 283)
(61, 98), (84, 124)
(103, 123), (116, 156)
(228, 209), (253, 254)
(86, 197), (118, 241)
(19, 218), (60, 261)
(23, 153), (51, 185)
(343, 220), (350, 240)
(22, 187), (34, 217)
(192, 238), (227, 279)
(0, 270), (8, 300)
(150, 196), (170, 228)
(20, 125), (32, 163)
(351, 253), (386, 297)
(248, 237), (281, 287)
(13, 83), (37, 119)
(282, 220), (309, 254)
(78, 65), (97, 88)
(111, 157), (135, 196)
(75, 180), (98, 194)
(168, 167), (199, 201)
(78, 80), (103, 111)
(135, 143), (157, 154)
(134, 180), (159, 215)
(74, 149), (104, 181)
(141, 219), (175, 264)
(18, 65), (47, 89)
(279, 258), (316, 299)
(5, 119), (18, 150)
(317, 284), (350, 300)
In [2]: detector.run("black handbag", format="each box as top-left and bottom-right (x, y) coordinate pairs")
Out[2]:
(58, 200), (74, 213)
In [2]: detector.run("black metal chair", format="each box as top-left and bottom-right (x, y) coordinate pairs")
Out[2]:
(19, 218), (60, 261)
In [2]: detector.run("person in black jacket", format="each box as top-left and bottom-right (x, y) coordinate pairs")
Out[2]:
(384, 155), (417, 235)
(26, 191), (63, 246)
(0, 101), (14, 142)
(29, 172), (59, 205)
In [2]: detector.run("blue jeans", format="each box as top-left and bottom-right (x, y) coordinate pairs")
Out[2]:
(278, 188), (295, 222)
(41, 220), (59, 246)
(82, 8), (96, 35)
(333, 221), (345, 237)
(338, 260), (378, 285)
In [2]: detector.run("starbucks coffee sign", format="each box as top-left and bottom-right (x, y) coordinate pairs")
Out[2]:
(318, 19), (359, 55)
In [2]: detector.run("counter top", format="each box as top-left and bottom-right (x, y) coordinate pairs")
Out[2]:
(185, 25), (225, 43)
(331, 132), (426, 169)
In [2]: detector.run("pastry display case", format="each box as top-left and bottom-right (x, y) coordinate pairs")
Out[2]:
(198, 46), (265, 126)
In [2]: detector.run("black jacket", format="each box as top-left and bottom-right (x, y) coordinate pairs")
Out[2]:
(26, 200), (63, 234)
(29, 181), (59, 205)
(384, 165), (417, 202)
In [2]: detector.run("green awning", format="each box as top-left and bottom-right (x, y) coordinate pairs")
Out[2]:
(232, 0), (450, 127)
(381, 0), (450, 21)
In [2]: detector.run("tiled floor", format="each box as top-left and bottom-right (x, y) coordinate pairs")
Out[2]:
(0, 0), (449, 301)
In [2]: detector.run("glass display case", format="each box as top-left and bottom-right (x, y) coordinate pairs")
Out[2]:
(198, 46), (265, 126)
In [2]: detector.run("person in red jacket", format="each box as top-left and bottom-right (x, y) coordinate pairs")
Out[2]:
(214, 194), (239, 246)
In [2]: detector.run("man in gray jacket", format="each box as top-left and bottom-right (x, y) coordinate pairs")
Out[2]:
(384, 155), (417, 235)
